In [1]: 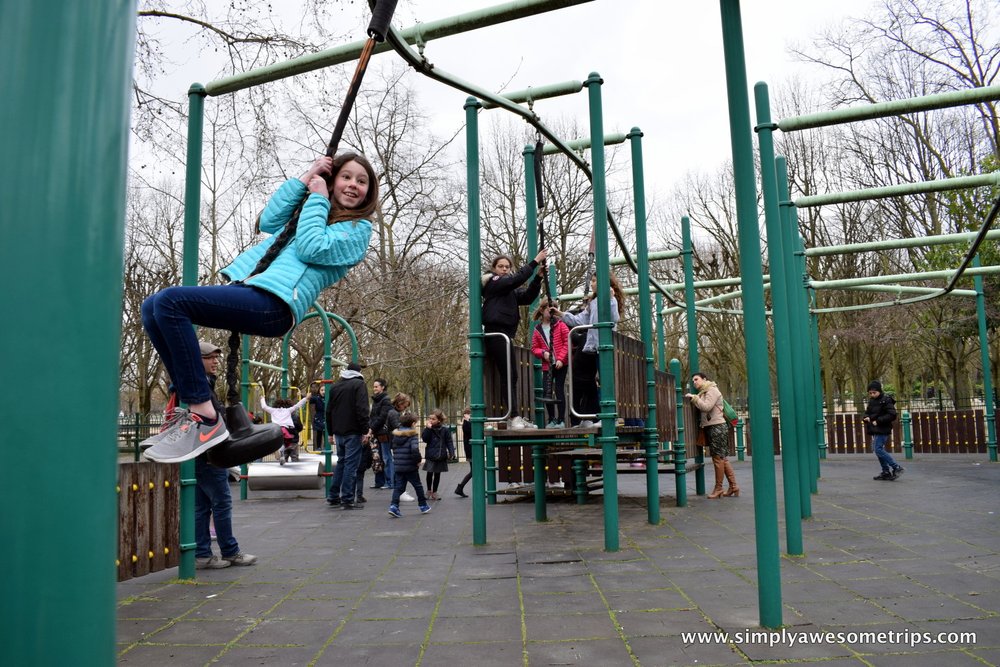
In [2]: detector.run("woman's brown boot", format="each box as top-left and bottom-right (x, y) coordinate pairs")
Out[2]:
(707, 457), (726, 499)
(722, 459), (740, 497)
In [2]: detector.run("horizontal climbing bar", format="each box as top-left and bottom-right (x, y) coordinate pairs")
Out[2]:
(806, 229), (1000, 257)
(482, 80), (583, 108)
(794, 173), (1000, 208)
(541, 133), (627, 153)
(206, 0), (595, 95)
(778, 84), (1000, 132)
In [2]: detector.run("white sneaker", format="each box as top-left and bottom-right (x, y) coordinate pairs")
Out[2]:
(577, 420), (595, 428)
(508, 416), (530, 429)
(400, 491), (415, 502)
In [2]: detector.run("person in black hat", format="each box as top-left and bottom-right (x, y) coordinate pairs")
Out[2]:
(324, 362), (370, 509)
(864, 381), (904, 480)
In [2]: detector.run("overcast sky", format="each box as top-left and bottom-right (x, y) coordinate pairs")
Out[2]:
(382, 0), (878, 195)
(148, 0), (880, 200)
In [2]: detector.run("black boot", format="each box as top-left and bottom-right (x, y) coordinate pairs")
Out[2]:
(455, 485), (468, 498)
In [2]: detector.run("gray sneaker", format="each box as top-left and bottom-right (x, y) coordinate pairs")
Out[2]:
(139, 408), (191, 451)
(223, 552), (257, 567)
(144, 412), (229, 464)
(195, 555), (231, 569)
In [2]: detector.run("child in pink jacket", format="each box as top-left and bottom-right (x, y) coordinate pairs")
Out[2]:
(531, 298), (570, 428)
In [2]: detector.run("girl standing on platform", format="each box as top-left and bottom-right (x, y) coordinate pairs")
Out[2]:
(553, 273), (625, 426)
(531, 298), (570, 428)
(481, 249), (547, 429)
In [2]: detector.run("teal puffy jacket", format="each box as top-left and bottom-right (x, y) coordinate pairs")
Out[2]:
(222, 178), (372, 327)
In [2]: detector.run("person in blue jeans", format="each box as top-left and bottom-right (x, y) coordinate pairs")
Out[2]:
(387, 412), (431, 518)
(141, 153), (378, 464)
(324, 362), (370, 509)
(368, 378), (393, 489)
(191, 341), (256, 569)
(865, 381), (904, 481)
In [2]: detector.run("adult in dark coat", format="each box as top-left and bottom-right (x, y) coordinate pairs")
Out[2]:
(324, 363), (370, 509)
(865, 381), (903, 480)
(481, 249), (546, 427)
(368, 378), (393, 489)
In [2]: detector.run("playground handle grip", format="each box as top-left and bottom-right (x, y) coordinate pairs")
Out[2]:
(367, 0), (399, 42)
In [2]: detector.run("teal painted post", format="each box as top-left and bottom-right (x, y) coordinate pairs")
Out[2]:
(776, 157), (813, 516)
(585, 72), (620, 552)
(655, 293), (667, 372)
(736, 418), (746, 461)
(795, 220), (821, 489)
(754, 84), (803, 553)
(177, 85), (207, 581)
(682, 216), (705, 495)
(2, 3), (137, 661)
(720, 0), (783, 627)
(974, 257), (997, 462)
(901, 411), (913, 459)
(465, 97), (488, 545)
(533, 445), (547, 521)
(810, 309), (828, 460)
(671, 359), (688, 506)
(629, 127), (660, 525)
(524, 144), (544, 427)
(240, 333), (251, 500)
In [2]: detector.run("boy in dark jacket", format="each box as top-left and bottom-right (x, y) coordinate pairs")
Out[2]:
(864, 381), (904, 481)
(387, 412), (431, 518)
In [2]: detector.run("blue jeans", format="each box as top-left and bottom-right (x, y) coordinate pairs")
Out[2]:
(391, 470), (427, 506)
(327, 434), (362, 504)
(872, 434), (899, 472)
(195, 457), (239, 558)
(374, 439), (394, 488)
(141, 284), (292, 405)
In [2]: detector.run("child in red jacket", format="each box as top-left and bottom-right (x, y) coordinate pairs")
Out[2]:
(531, 298), (570, 428)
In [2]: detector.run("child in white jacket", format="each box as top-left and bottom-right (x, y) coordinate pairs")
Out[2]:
(260, 393), (310, 463)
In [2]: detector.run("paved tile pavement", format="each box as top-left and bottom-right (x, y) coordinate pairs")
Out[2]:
(117, 454), (1000, 665)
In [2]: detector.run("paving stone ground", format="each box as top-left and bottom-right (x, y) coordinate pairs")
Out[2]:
(117, 454), (1000, 666)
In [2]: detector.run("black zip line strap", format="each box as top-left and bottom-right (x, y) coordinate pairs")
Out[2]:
(225, 0), (399, 406)
(245, 0), (399, 281)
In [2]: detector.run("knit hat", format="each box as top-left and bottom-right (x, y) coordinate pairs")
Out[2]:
(867, 381), (882, 392)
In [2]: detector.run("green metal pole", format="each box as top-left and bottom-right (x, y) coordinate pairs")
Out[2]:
(736, 418), (746, 461)
(466, 98), (488, 545)
(671, 359), (688, 507)
(655, 293), (667, 372)
(532, 445), (547, 521)
(776, 157), (815, 515)
(754, 85), (804, 553)
(585, 72), (619, 552)
(974, 256), (998, 462)
(177, 85), (207, 582)
(901, 411), (913, 459)
(682, 216), (705, 495)
(628, 127), (660, 525)
(524, 144), (545, 428)
(810, 307), (828, 460)
(720, 0), (782, 627)
(2, 3), (136, 661)
(240, 333), (251, 500)
(794, 219), (822, 489)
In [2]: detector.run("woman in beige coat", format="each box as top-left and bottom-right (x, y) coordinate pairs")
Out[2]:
(686, 372), (739, 499)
